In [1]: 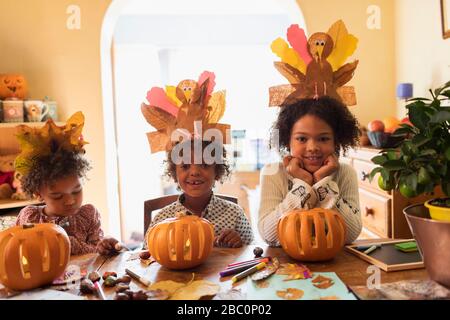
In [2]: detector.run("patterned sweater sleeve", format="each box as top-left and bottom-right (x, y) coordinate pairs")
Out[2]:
(70, 205), (104, 255)
(258, 163), (318, 247)
(313, 166), (362, 244)
(15, 206), (39, 225)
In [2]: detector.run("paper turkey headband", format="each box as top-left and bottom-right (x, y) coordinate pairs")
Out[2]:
(141, 71), (230, 154)
(14, 112), (87, 176)
(269, 20), (359, 107)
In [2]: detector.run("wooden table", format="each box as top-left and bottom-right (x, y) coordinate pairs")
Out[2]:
(0, 240), (428, 300)
(95, 240), (428, 300)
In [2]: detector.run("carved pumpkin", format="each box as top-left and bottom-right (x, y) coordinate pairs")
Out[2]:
(147, 213), (214, 270)
(277, 208), (346, 261)
(0, 74), (28, 100)
(0, 223), (70, 291)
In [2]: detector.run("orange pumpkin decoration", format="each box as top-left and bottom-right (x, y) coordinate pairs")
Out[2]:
(0, 74), (28, 100)
(147, 213), (214, 270)
(277, 208), (346, 261)
(0, 223), (70, 291)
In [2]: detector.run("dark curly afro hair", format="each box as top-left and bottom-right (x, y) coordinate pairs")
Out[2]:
(21, 149), (91, 196)
(164, 139), (231, 184)
(270, 96), (360, 155)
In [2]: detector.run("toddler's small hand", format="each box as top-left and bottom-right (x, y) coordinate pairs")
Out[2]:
(97, 237), (119, 256)
(214, 229), (243, 248)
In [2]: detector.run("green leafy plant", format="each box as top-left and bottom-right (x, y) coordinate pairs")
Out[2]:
(369, 81), (450, 201)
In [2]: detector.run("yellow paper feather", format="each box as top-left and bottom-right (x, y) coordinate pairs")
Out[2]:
(165, 85), (182, 107)
(326, 20), (358, 71)
(271, 38), (306, 74)
(206, 90), (226, 124)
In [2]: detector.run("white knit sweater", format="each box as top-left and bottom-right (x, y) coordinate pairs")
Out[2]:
(257, 162), (362, 246)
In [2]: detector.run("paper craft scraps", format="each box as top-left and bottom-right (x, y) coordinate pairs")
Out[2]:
(246, 272), (356, 300)
(275, 263), (312, 281)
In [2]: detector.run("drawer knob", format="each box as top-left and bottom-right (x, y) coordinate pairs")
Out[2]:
(360, 171), (370, 181)
(365, 207), (374, 216)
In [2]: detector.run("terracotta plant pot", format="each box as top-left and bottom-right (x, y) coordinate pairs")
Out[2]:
(404, 204), (450, 288)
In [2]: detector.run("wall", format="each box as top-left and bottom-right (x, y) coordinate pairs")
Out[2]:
(0, 0), (112, 231)
(298, 0), (397, 126)
(395, 0), (450, 117)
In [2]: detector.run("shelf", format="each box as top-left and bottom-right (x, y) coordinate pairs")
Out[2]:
(0, 122), (64, 128)
(0, 199), (42, 210)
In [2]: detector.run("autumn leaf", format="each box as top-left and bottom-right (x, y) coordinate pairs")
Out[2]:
(276, 263), (312, 281)
(276, 288), (304, 300)
(251, 257), (280, 281)
(312, 275), (335, 289)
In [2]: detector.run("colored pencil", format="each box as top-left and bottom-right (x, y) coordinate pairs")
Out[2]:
(220, 258), (269, 277)
(227, 257), (270, 268)
(231, 262), (266, 283)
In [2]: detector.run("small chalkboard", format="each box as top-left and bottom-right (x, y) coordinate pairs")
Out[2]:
(345, 239), (424, 272)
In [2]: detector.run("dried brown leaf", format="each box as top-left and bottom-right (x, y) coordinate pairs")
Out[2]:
(276, 288), (304, 300)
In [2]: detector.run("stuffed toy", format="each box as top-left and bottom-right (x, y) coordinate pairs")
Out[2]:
(11, 171), (29, 200)
(0, 74), (28, 100)
(0, 154), (18, 199)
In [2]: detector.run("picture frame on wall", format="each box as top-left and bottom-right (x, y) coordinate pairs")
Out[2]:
(441, 0), (450, 39)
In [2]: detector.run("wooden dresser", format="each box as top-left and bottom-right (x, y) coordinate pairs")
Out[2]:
(341, 147), (440, 239)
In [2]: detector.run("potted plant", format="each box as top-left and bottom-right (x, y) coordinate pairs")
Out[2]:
(369, 80), (450, 287)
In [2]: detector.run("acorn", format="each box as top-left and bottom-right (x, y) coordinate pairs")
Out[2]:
(253, 246), (263, 258)
(80, 279), (95, 294)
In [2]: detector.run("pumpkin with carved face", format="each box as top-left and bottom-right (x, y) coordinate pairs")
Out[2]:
(0, 74), (28, 100)
(277, 208), (346, 261)
(0, 223), (70, 291)
(147, 213), (214, 270)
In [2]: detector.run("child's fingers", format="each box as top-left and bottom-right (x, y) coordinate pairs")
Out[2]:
(228, 237), (242, 248)
(222, 231), (238, 244)
(217, 229), (232, 243)
(283, 156), (292, 168)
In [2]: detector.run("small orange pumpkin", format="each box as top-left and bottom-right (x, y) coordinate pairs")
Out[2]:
(277, 208), (346, 261)
(147, 213), (214, 270)
(0, 223), (70, 291)
(0, 74), (28, 100)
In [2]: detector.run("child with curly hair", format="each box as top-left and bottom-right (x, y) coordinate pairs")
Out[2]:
(146, 139), (254, 248)
(15, 113), (119, 255)
(258, 97), (362, 246)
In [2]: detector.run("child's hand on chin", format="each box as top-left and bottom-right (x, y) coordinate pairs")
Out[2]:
(97, 237), (120, 256)
(283, 156), (314, 186)
(313, 154), (339, 183)
(214, 229), (243, 248)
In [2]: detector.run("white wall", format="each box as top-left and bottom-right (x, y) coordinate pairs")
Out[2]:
(395, 0), (450, 117)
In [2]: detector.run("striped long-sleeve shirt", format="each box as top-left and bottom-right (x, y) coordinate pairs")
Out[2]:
(257, 162), (362, 246)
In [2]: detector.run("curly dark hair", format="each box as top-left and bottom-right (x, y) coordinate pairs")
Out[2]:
(21, 150), (91, 196)
(270, 96), (360, 155)
(164, 139), (231, 184)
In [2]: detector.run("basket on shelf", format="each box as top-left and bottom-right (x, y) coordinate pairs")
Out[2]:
(367, 131), (403, 148)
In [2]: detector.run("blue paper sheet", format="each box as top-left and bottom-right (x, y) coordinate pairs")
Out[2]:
(246, 272), (356, 300)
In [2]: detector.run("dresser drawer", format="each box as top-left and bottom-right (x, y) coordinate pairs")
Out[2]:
(353, 159), (384, 192)
(359, 188), (391, 237)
